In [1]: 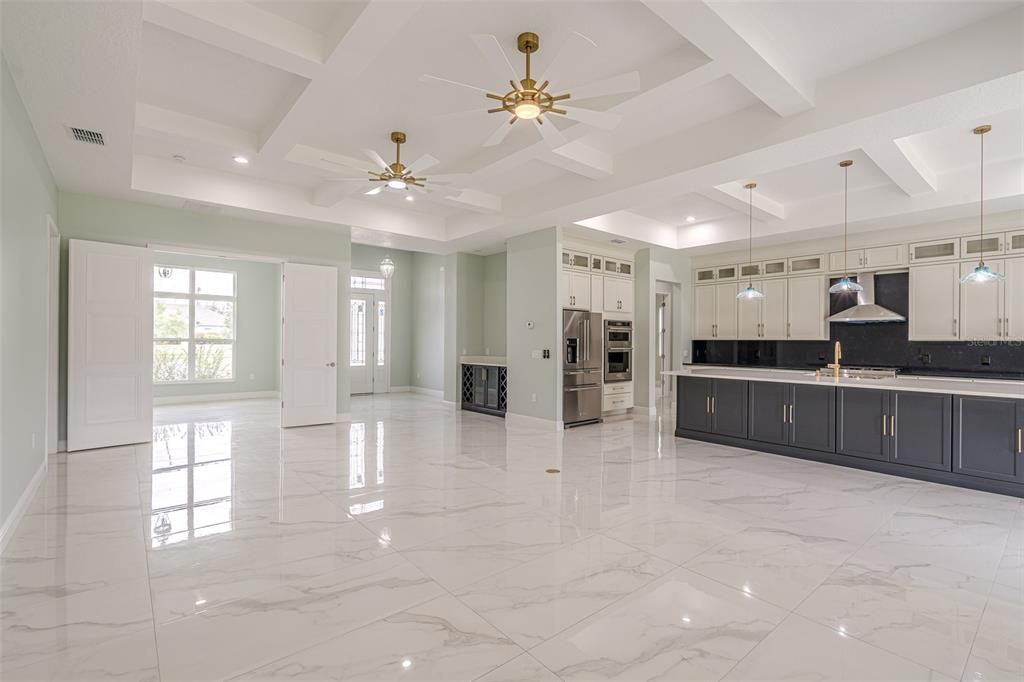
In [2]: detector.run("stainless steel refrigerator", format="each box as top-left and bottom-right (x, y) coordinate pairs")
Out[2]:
(563, 309), (603, 426)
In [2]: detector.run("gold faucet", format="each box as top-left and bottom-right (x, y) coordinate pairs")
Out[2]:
(826, 341), (842, 378)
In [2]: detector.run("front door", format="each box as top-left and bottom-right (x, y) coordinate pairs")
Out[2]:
(350, 291), (389, 394)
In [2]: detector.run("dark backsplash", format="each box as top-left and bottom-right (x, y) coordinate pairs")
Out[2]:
(693, 273), (1024, 380)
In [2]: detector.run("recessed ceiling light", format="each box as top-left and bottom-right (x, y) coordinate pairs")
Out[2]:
(233, 155), (249, 164)
(686, 216), (696, 222)
(405, 195), (414, 201)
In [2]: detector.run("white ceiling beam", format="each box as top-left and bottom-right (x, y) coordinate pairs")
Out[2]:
(542, 141), (614, 179)
(258, 1), (425, 160)
(643, 0), (815, 117)
(702, 182), (786, 221)
(442, 189), (502, 214)
(135, 103), (258, 153)
(862, 140), (937, 196)
(143, 1), (323, 79)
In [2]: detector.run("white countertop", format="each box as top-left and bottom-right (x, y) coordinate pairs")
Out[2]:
(460, 356), (507, 367)
(663, 366), (1023, 399)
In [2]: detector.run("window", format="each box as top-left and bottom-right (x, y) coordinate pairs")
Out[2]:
(350, 299), (367, 366)
(154, 266), (235, 383)
(351, 275), (385, 290)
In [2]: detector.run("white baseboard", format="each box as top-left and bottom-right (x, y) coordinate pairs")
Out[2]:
(410, 386), (443, 399)
(505, 412), (564, 431)
(153, 390), (279, 405)
(632, 405), (658, 415)
(389, 386), (411, 393)
(336, 412), (352, 423)
(0, 456), (47, 555)
(57, 439), (67, 453)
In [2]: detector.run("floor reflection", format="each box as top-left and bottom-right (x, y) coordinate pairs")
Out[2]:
(346, 420), (385, 517)
(150, 420), (233, 547)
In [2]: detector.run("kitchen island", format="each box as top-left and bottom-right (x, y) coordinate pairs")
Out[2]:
(666, 366), (1024, 497)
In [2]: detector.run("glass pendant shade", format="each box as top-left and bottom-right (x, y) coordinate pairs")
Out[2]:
(960, 263), (1004, 284)
(737, 285), (765, 300)
(829, 276), (864, 294)
(379, 257), (395, 279)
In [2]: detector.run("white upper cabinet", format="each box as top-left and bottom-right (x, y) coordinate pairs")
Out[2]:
(863, 244), (907, 269)
(959, 260), (1003, 341)
(559, 270), (571, 308)
(714, 283), (739, 339)
(829, 250), (862, 273)
(1008, 231), (1024, 254)
(738, 263), (762, 280)
(562, 271), (591, 309)
(961, 235), (1004, 259)
(695, 267), (717, 284)
(786, 276), (826, 339)
(602, 257), (633, 277)
(762, 259), (788, 277)
(909, 262), (960, 340)
(590, 275), (604, 313)
(1003, 257), (1024, 340)
(909, 238), (959, 263)
(603, 277), (633, 314)
(694, 286), (716, 339)
(788, 254), (826, 275)
(737, 282), (763, 339)
(762, 278), (789, 339)
(715, 265), (738, 281)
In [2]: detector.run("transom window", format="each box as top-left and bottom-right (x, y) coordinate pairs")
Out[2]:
(153, 266), (235, 383)
(351, 275), (385, 290)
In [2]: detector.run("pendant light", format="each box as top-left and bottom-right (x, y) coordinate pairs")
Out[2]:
(829, 159), (864, 294)
(736, 182), (764, 300)
(379, 257), (395, 279)
(961, 124), (1004, 284)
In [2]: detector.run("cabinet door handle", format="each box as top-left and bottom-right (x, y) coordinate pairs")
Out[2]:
(882, 414), (887, 436)
(891, 414), (896, 437)
(787, 322), (791, 338)
(783, 404), (787, 423)
(953, 319), (958, 336)
(706, 396), (710, 414)
(789, 405), (794, 423)
(711, 397), (716, 414)
(1018, 428), (1022, 454)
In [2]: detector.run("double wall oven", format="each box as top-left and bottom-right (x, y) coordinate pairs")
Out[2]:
(604, 320), (632, 382)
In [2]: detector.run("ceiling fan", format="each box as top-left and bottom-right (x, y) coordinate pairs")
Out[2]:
(423, 31), (640, 148)
(321, 131), (464, 197)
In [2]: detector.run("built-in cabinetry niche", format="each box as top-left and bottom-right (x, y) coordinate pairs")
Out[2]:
(694, 228), (1024, 343)
(560, 247), (634, 316)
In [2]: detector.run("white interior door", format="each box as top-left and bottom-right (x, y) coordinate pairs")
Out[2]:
(67, 239), (153, 451)
(350, 291), (389, 394)
(281, 263), (338, 427)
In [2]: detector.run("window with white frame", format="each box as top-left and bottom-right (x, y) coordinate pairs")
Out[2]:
(153, 266), (235, 383)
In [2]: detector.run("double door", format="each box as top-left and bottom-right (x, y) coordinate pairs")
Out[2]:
(560, 270), (592, 309)
(737, 279), (788, 339)
(748, 382), (835, 451)
(603, 277), (634, 314)
(953, 396), (1024, 483)
(959, 257), (1024, 340)
(677, 377), (747, 438)
(836, 388), (952, 471)
(694, 283), (738, 339)
(350, 291), (388, 394)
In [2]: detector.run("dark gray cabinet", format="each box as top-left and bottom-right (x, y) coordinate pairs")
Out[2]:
(749, 382), (835, 451)
(953, 396), (1024, 483)
(677, 377), (747, 438)
(460, 364), (507, 417)
(891, 391), (952, 472)
(837, 387), (890, 461)
(838, 388), (952, 471)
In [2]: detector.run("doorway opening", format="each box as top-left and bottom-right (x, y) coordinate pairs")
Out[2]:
(655, 282), (674, 400)
(350, 270), (391, 395)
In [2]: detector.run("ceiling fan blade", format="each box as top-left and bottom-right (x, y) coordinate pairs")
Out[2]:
(420, 73), (491, 94)
(364, 186), (384, 196)
(405, 154), (440, 176)
(565, 71), (640, 101)
(534, 119), (566, 148)
(411, 185), (429, 194)
(559, 107), (622, 130)
(483, 119), (515, 147)
(536, 30), (597, 84)
(363, 149), (390, 172)
(471, 34), (520, 82)
(424, 173), (469, 185)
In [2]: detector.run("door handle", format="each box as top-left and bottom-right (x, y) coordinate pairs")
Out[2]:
(882, 414), (887, 436)
(1017, 427), (1021, 454)
(565, 386), (598, 393)
(891, 414), (895, 437)
(327, 362), (336, 367)
(706, 396), (710, 414)
(789, 405), (794, 423)
(711, 397), (715, 414)
(783, 404), (787, 423)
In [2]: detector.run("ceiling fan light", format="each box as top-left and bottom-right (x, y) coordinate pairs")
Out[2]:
(829, 276), (864, 294)
(514, 99), (541, 120)
(387, 179), (408, 190)
(960, 263), (1004, 284)
(736, 285), (764, 301)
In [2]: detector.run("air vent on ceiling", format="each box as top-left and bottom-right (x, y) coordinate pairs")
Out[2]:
(66, 126), (105, 146)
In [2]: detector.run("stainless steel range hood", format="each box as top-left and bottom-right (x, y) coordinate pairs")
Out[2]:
(827, 273), (906, 324)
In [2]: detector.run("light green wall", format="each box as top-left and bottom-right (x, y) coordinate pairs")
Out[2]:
(351, 244), (412, 388)
(483, 253), (507, 356)
(56, 191), (352, 431)
(152, 252), (280, 399)
(507, 228), (560, 421)
(410, 252), (445, 392)
(634, 246), (691, 409)
(1, 56), (57, 528)
(457, 252), (485, 357)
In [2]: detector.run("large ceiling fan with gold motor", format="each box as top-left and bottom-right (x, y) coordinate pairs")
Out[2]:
(320, 131), (464, 197)
(424, 31), (641, 147)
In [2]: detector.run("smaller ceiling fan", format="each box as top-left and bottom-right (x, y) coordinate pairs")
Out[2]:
(423, 31), (641, 148)
(321, 131), (463, 197)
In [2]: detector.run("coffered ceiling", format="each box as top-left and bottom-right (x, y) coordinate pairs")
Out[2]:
(3, 0), (1022, 255)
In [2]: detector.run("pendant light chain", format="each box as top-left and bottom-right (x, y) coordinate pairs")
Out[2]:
(979, 128), (985, 266)
(748, 183), (754, 288)
(843, 162), (849, 278)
